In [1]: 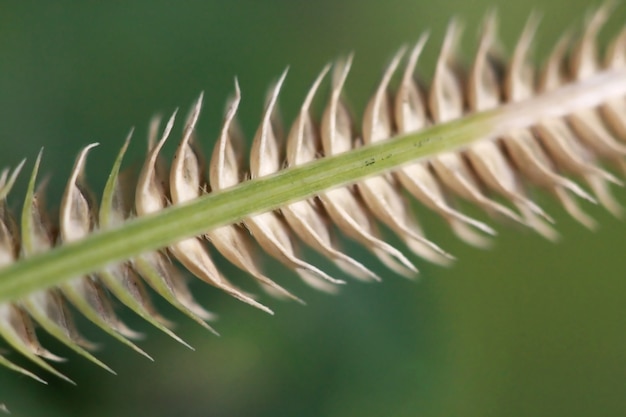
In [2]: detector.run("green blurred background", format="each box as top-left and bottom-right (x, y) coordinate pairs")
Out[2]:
(0, 1), (625, 416)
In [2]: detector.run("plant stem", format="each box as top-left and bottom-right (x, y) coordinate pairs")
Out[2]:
(0, 68), (624, 303)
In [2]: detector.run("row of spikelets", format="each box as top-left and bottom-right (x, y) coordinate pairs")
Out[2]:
(0, 4), (625, 386)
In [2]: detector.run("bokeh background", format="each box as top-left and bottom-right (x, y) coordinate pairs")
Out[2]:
(0, 1), (625, 416)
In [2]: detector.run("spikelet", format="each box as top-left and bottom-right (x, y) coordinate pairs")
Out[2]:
(0, 3), (625, 388)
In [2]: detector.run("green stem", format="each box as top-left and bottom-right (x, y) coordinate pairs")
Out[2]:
(0, 68), (624, 303)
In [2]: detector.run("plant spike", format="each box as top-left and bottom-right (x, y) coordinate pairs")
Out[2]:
(0, 5), (624, 397)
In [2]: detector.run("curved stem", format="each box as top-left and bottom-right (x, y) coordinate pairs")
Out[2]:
(0, 68), (624, 303)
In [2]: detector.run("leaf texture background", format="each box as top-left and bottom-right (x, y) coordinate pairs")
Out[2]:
(0, 0), (625, 416)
